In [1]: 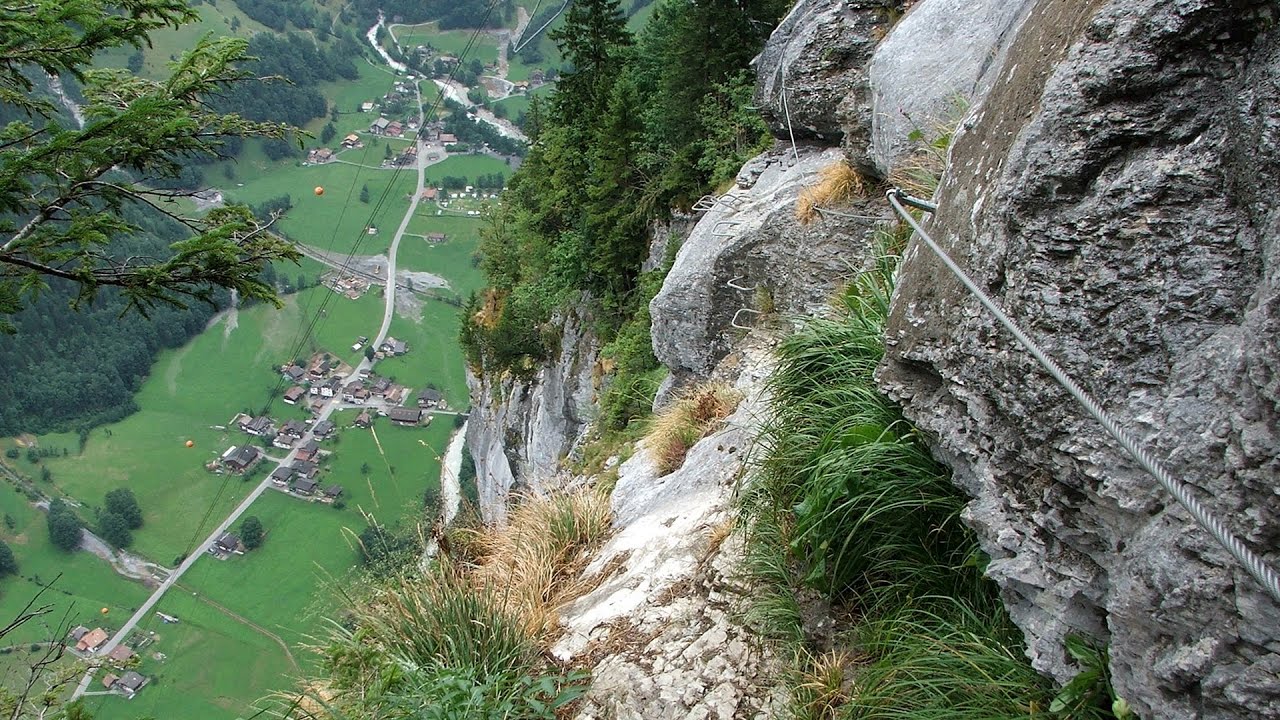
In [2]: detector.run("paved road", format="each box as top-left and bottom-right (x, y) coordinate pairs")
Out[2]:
(70, 394), (349, 700)
(70, 64), (433, 706)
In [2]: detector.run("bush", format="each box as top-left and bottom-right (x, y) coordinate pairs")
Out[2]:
(645, 382), (740, 476)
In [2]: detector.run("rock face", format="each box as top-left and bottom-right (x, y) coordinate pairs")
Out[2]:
(867, 0), (1035, 175)
(557, 341), (782, 720)
(878, 1), (1280, 717)
(753, 0), (901, 172)
(650, 146), (886, 385)
(466, 307), (600, 524)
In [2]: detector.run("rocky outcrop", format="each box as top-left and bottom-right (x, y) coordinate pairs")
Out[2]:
(878, 1), (1280, 717)
(867, 0), (1034, 175)
(649, 146), (887, 386)
(556, 339), (782, 720)
(466, 307), (600, 524)
(753, 0), (901, 173)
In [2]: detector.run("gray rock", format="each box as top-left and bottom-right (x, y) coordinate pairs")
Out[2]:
(650, 146), (887, 384)
(753, 0), (902, 171)
(867, 0), (1035, 176)
(878, 0), (1280, 717)
(465, 306), (600, 524)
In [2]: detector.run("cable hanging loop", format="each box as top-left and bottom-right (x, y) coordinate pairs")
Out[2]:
(886, 188), (1280, 605)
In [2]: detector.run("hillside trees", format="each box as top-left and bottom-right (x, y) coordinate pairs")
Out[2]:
(0, 540), (17, 576)
(46, 500), (83, 552)
(1, 2), (303, 331)
(104, 488), (143, 529)
(241, 515), (264, 550)
(465, 0), (785, 391)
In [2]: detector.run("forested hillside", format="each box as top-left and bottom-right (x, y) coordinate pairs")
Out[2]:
(462, 0), (785, 428)
(0, 204), (223, 435)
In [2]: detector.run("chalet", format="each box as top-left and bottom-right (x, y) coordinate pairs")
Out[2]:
(269, 466), (293, 487)
(530, 69), (546, 85)
(343, 382), (369, 404)
(106, 645), (135, 665)
(386, 121), (404, 136)
(221, 445), (260, 473)
(391, 340), (407, 355)
(418, 388), (444, 408)
(282, 386), (306, 405)
(282, 364), (306, 382)
(102, 673), (119, 690)
(322, 484), (344, 503)
(307, 147), (334, 163)
(293, 477), (319, 495)
(342, 133), (360, 148)
(312, 420), (335, 438)
(68, 626), (90, 643)
(117, 671), (148, 697)
(370, 117), (391, 134)
(213, 532), (240, 554)
(386, 385), (406, 404)
(292, 460), (319, 480)
(308, 357), (334, 380)
(388, 407), (423, 426)
(360, 101), (375, 112)
(272, 433), (296, 450)
(320, 377), (343, 398)
(439, 132), (458, 144)
(76, 628), (109, 653)
(420, 187), (438, 201)
(244, 412), (277, 435)
(426, 232), (446, 244)
(296, 439), (320, 463)
(354, 411), (372, 428)
(371, 377), (392, 396)
(280, 419), (306, 439)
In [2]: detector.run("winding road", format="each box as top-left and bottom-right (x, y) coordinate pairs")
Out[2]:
(69, 61), (434, 707)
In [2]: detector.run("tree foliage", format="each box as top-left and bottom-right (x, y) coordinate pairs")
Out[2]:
(96, 510), (132, 548)
(0, 1), (305, 333)
(240, 515), (264, 550)
(464, 0), (784, 379)
(104, 488), (143, 529)
(0, 540), (17, 576)
(46, 499), (82, 552)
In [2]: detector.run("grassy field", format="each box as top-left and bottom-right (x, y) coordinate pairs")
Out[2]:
(85, 418), (455, 718)
(95, 2), (270, 77)
(0, 480), (152, 650)
(227, 158), (419, 257)
(388, 22), (500, 66)
(397, 216), (486, 294)
(424, 154), (514, 186)
(376, 302), (471, 410)
(35, 287), (381, 562)
(85, 588), (293, 720)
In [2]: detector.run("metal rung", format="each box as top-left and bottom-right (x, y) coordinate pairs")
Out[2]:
(693, 194), (746, 213)
(726, 276), (758, 292)
(711, 220), (741, 237)
(730, 308), (762, 331)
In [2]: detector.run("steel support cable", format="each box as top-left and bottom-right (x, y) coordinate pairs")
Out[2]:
(886, 189), (1280, 605)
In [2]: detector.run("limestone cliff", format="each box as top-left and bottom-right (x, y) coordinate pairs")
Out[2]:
(465, 0), (1280, 718)
(878, 1), (1280, 717)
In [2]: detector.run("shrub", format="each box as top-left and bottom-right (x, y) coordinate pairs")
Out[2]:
(646, 382), (741, 476)
(795, 161), (866, 224)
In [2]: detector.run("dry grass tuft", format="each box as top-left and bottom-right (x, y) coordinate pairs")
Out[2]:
(473, 288), (505, 330)
(796, 161), (867, 224)
(473, 490), (614, 640)
(794, 650), (858, 720)
(646, 382), (742, 476)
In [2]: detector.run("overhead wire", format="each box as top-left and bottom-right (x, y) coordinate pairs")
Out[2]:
(886, 188), (1280, 605)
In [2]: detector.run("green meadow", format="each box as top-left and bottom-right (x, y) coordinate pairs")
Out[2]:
(388, 22), (501, 66)
(85, 588), (293, 720)
(0, 480), (151, 650)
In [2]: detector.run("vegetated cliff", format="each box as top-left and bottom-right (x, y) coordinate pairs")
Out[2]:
(466, 0), (1280, 718)
(878, 0), (1280, 718)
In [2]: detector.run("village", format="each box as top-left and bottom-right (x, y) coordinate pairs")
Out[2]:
(57, 333), (455, 701)
(211, 337), (449, 521)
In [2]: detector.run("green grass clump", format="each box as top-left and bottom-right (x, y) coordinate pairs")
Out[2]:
(738, 224), (1065, 720)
